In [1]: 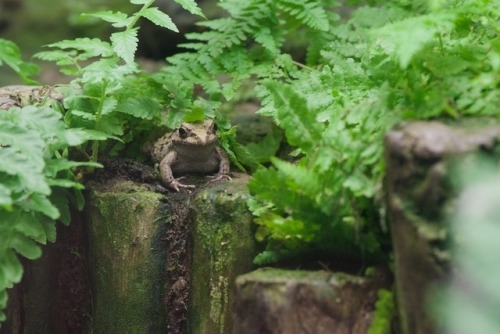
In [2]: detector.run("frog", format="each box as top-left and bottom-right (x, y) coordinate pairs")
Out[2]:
(151, 120), (231, 191)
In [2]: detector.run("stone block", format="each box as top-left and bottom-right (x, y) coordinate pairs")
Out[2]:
(188, 176), (258, 334)
(385, 120), (500, 334)
(234, 268), (389, 334)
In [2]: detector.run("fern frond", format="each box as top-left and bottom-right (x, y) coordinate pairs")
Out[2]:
(271, 158), (322, 200)
(277, 0), (330, 31)
(263, 81), (324, 152)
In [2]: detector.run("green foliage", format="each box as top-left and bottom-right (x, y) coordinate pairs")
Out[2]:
(432, 158), (500, 334)
(2, 0), (500, 323)
(368, 289), (395, 334)
(0, 39), (39, 84)
(35, 0), (205, 164)
(0, 0), (204, 325)
(163, 0), (337, 100)
(160, 0), (500, 264)
(255, 0), (500, 262)
(0, 105), (100, 323)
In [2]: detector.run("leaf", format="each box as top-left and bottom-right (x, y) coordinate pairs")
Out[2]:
(110, 28), (139, 64)
(173, 0), (205, 18)
(11, 234), (42, 260)
(13, 213), (47, 244)
(63, 128), (109, 146)
(102, 96), (118, 115)
(84, 11), (131, 28)
(71, 110), (96, 121)
(271, 158), (322, 200)
(50, 189), (71, 226)
(44, 38), (113, 57)
(117, 97), (162, 119)
(343, 172), (376, 198)
(34, 50), (76, 63)
(0, 38), (21, 70)
(45, 158), (101, 176)
(130, 0), (148, 4)
(254, 27), (279, 55)
(278, 0), (329, 31)
(47, 179), (85, 189)
(24, 193), (60, 220)
(0, 185), (12, 208)
(0, 38), (39, 83)
(374, 13), (455, 69)
(245, 131), (283, 163)
(0, 130), (50, 195)
(140, 7), (178, 32)
(263, 81), (323, 151)
(0, 250), (23, 284)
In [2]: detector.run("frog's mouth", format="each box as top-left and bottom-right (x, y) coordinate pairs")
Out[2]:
(172, 137), (218, 146)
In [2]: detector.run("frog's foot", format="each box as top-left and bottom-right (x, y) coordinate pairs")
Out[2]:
(206, 174), (232, 183)
(168, 177), (196, 192)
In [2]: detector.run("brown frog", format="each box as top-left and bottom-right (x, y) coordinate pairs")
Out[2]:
(151, 120), (230, 191)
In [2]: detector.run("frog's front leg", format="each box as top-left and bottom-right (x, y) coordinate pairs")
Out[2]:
(207, 146), (231, 182)
(159, 151), (196, 192)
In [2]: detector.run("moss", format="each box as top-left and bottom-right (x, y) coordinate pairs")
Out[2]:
(188, 176), (257, 334)
(86, 180), (169, 334)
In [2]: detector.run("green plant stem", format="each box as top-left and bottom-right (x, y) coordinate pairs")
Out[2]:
(292, 61), (314, 71)
(127, 0), (156, 30)
(89, 80), (108, 170)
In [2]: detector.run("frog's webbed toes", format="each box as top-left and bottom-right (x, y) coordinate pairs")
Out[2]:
(206, 174), (232, 182)
(169, 178), (196, 192)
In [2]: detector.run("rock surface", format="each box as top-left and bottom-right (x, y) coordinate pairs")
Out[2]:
(234, 268), (390, 334)
(86, 179), (169, 334)
(188, 176), (258, 334)
(85, 173), (257, 334)
(385, 120), (500, 334)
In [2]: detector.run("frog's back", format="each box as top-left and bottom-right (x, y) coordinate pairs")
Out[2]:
(151, 133), (173, 162)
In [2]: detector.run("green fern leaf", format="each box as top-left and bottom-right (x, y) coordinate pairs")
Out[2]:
(263, 81), (324, 151)
(45, 38), (113, 57)
(13, 213), (47, 244)
(11, 234), (42, 260)
(1, 250), (23, 284)
(117, 97), (162, 119)
(173, 0), (205, 17)
(24, 194), (60, 220)
(0, 132), (49, 195)
(39, 215), (57, 242)
(278, 0), (329, 31)
(84, 10), (131, 28)
(101, 97), (118, 115)
(197, 18), (234, 32)
(71, 110), (97, 121)
(254, 27), (279, 54)
(0, 184), (12, 208)
(110, 28), (138, 64)
(374, 13), (455, 69)
(34, 50), (76, 64)
(0, 38), (22, 70)
(271, 158), (322, 199)
(140, 7), (178, 32)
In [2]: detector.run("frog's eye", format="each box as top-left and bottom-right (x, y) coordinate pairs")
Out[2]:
(178, 127), (189, 139)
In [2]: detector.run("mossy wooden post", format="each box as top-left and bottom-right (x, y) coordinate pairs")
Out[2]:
(385, 121), (500, 334)
(86, 180), (168, 334)
(188, 176), (257, 334)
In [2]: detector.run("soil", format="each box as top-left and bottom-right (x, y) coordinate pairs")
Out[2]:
(164, 191), (191, 334)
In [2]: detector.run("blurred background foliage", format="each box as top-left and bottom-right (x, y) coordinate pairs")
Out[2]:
(0, 0), (218, 85)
